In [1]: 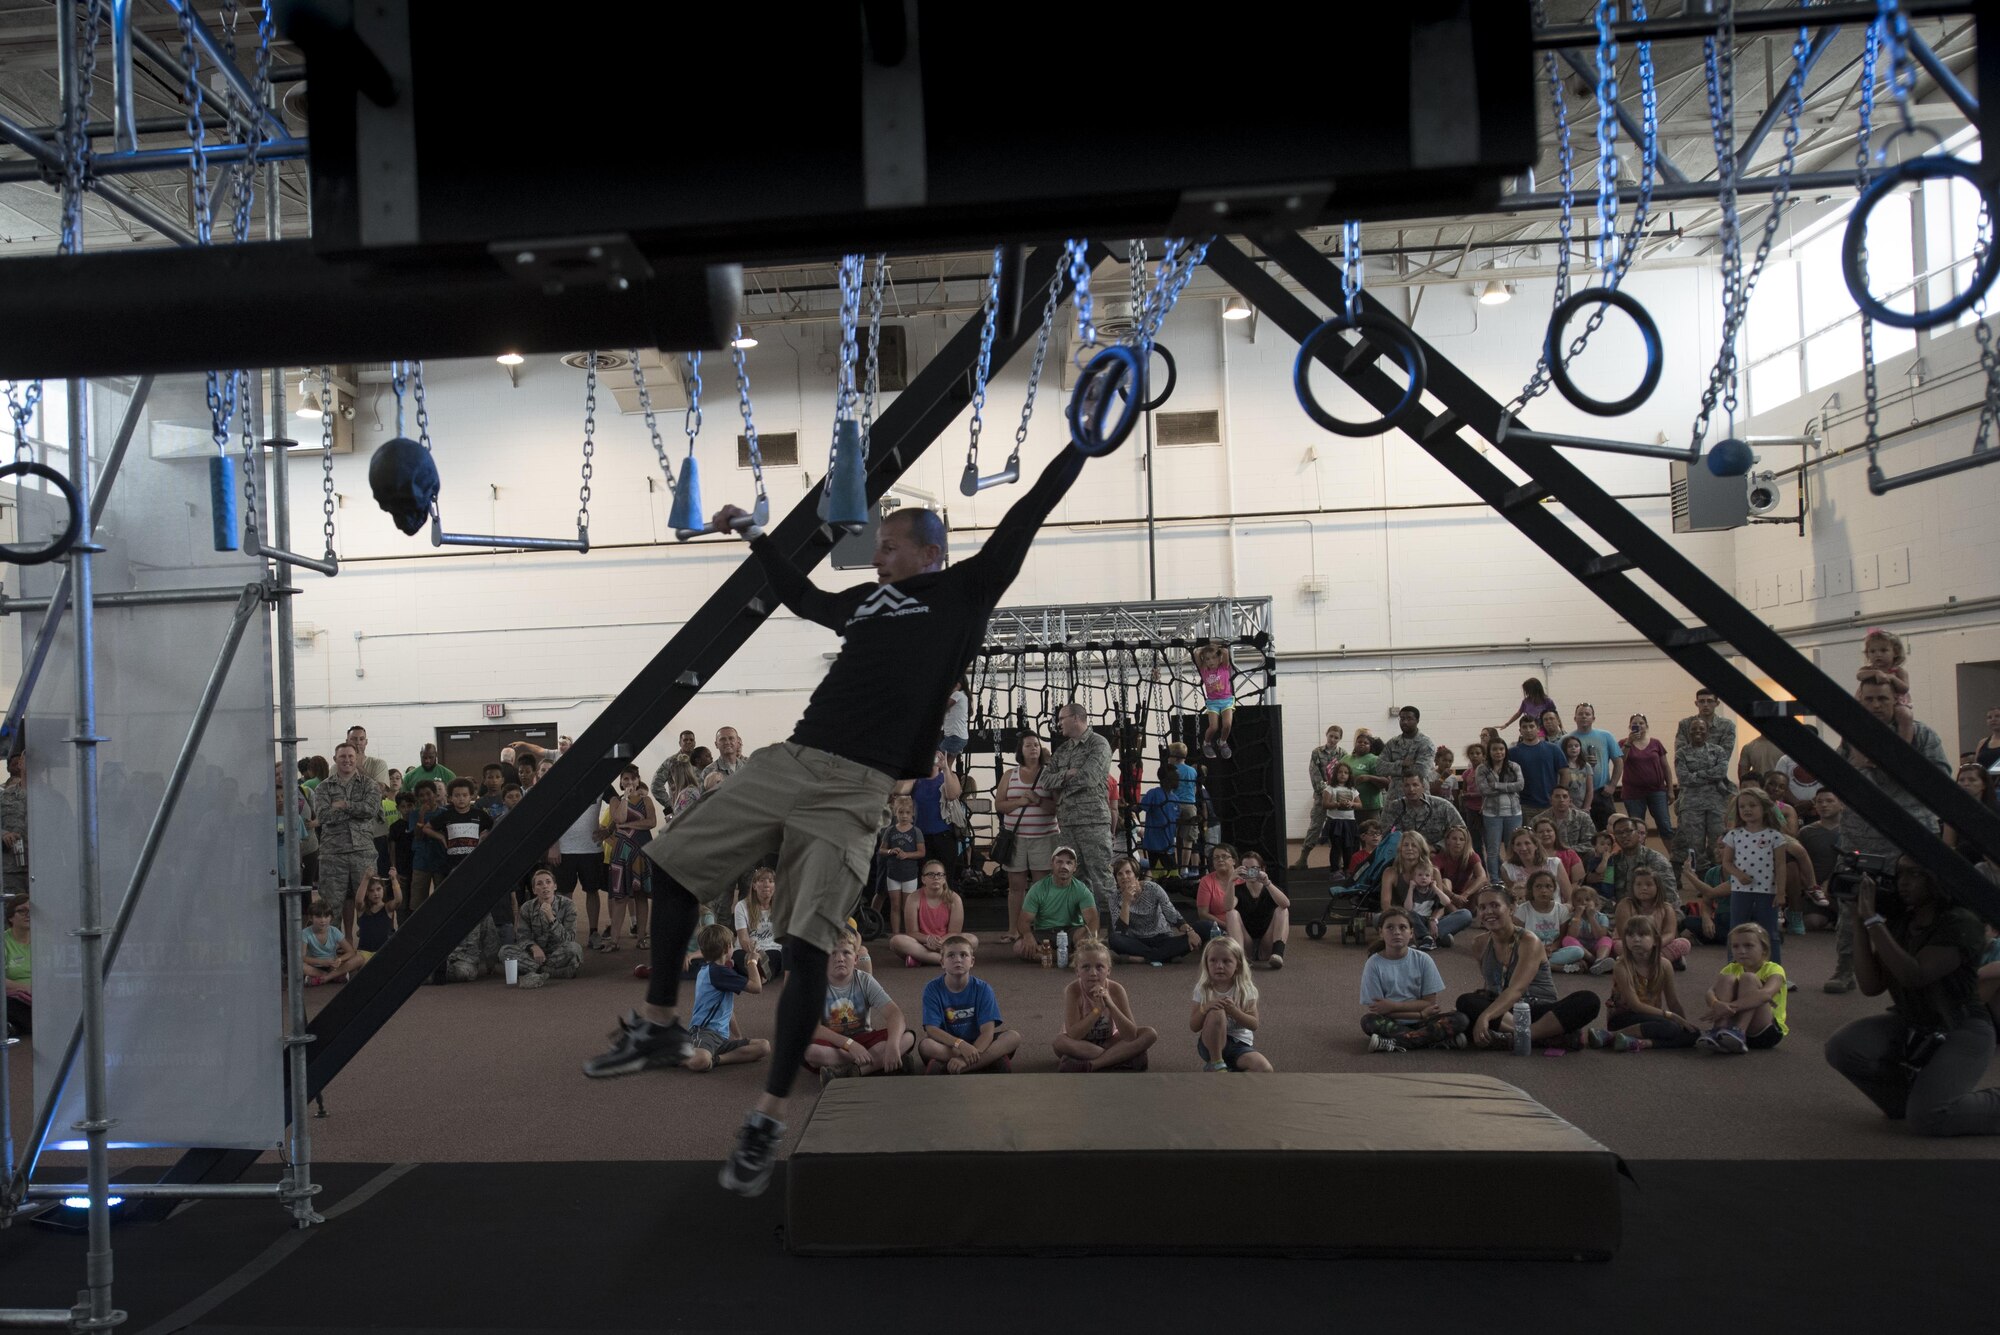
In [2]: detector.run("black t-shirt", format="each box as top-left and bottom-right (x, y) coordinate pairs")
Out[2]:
(751, 450), (1083, 780)
(1797, 821), (1840, 885)
(428, 805), (493, 862)
(1889, 905), (1987, 1030)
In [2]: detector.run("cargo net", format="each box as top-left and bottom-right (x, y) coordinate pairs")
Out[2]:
(962, 635), (1276, 881)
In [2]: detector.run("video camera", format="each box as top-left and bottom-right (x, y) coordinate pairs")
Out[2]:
(1827, 847), (1902, 902)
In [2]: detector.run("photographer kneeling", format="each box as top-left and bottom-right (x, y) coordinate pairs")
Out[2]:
(1823, 855), (2000, 1137)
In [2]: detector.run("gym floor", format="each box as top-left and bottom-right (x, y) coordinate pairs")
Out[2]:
(4, 912), (1993, 1329)
(12, 912), (1999, 1171)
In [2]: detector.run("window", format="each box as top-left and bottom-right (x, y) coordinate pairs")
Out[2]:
(740, 431), (796, 468)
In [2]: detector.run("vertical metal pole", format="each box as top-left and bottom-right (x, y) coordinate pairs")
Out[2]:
(68, 379), (121, 1328)
(1143, 408), (1158, 602)
(267, 128), (317, 1227)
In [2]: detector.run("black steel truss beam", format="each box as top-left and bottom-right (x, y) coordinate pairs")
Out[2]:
(1212, 232), (2000, 926)
(149, 243), (1080, 1202)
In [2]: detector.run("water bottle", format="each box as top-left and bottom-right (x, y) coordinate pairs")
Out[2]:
(1056, 931), (1069, 969)
(1511, 1001), (1533, 1056)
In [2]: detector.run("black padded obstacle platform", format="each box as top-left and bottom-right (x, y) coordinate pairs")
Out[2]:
(788, 1073), (1621, 1258)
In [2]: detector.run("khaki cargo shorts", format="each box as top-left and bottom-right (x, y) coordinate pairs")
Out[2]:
(645, 743), (895, 954)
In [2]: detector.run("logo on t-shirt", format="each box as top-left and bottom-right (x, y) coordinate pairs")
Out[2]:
(849, 584), (928, 625)
(826, 995), (866, 1037)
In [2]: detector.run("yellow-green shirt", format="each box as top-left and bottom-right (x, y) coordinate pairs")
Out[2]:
(1720, 959), (1787, 1035)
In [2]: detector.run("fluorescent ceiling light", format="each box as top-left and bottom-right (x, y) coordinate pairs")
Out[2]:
(1222, 295), (1253, 321)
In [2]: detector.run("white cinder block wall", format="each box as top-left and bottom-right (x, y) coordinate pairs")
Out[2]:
(267, 262), (1751, 839)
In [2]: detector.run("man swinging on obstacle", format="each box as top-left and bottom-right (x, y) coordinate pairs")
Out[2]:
(585, 446), (1100, 1196)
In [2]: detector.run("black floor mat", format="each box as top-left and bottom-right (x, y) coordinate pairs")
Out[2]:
(2, 1159), (1986, 1333)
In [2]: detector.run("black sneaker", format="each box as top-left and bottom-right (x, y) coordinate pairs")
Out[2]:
(582, 1016), (693, 1079)
(718, 1111), (786, 1197)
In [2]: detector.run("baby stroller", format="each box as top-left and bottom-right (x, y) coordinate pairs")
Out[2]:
(1305, 829), (1400, 944)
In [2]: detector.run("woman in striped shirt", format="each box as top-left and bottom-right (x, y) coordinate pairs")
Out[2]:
(994, 733), (1060, 944)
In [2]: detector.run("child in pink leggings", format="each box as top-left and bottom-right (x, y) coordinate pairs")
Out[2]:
(1614, 866), (1690, 969)
(1551, 885), (1616, 975)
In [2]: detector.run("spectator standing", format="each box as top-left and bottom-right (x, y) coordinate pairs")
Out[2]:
(2, 753), (28, 900)
(402, 742), (454, 794)
(1620, 713), (1673, 843)
(1674, 718), (1735, 876)
(312, 743), (383, 940)
(1975, 706), (2000, 774)
(1500, 677), (1559, 732)
(4, 896), (29, 1037)
(608, 764), (660, 949)
(1043, 702), (1114, 911)
(345, 725), (391, 790)
(910, 750), (964, 888)
(1296, 725), (1347, 870)
(701, 728), (746, 784)
(1824, 676), (1952, 993)
(1511, 718), (1564, 822)
(555, 782), (609, 951)
(1563, 704), (1624, 829)
(1675, 688), (1737, 760)
(1350, 735), (1390, 825)
(993, 734), (1059, 944)
(1477, 739), (1525, 878)
(650, 730), (700, 807)
(406, 780), (449, 917)
(939, 677), (971, 758)
(1377, 707), (1435, 783)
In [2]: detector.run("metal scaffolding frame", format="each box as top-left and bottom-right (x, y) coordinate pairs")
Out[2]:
(982, 598), (1274, 654)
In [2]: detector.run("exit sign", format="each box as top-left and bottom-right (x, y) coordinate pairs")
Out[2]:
(483, 703), (507, 719)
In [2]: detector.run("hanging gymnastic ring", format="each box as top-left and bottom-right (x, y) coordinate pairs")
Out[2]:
(0, 461), (82, 565)
(1544, 287), (1664, 417)
(1293, 312), (1428, 438)
(1068, 344), (1144, 456)
(1117, 341), (1178, 413)
(1843, 155), (2000, 331)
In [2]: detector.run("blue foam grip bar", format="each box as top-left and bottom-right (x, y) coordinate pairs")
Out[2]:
(208, 454), (240, 552)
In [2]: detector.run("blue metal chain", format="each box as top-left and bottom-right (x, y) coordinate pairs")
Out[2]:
(7, 0), (98, 461)
(1857, 18), (1886, 470)
(1065, 239), (1097, 347)
(731, 333), (767, 504)
(1592, 0), (1620, 271)
(860, 255), (887, 445)
(577, 353), (597, 531)
(834, 254), (864, 424)
(1340, 222), (1362, 322)
(630, 351), (675, 491)
(965, 246), (1003, 473)
(1508, 37), (1576, 415)
(681, 352), (704, 463)
(1011, 268), (1064, 461)
(413, 362), (433, 448)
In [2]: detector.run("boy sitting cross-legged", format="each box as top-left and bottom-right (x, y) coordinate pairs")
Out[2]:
(803, 928), (919, 1083)
(685, 923), (773, 1073)
(919, 935), (1022, 1074)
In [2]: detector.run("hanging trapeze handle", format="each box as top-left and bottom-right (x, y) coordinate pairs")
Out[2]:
(1843, 154), (2000, 331)
(0, 461), (81, 566)
(1067, 345), (1145, 456)
(1292, 312), (1429, 438)
(959, 456), (1021, 496)
(674, 497), (768, 543)
(1544, 287), (1664, 417)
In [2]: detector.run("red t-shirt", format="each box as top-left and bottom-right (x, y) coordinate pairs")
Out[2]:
(1433, 850), (1482, 894)
(1196, 874), (1240, 921)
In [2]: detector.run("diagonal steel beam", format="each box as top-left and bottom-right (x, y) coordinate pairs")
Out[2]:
(1218, 232), (2000, 926)
(1555, 48), (1691, 185)
(153, 242), (1085, 1198)
(1733, 27), (1840, 173)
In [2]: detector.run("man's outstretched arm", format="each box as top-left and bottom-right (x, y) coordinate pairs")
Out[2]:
(962, 448), (1088, 603)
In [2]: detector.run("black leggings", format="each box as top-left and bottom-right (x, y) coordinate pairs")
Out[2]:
(1454, 989), (1600, 1034)
(1606, 1007), (1699, 1048)
(1108, 929), (1193, 964)
(644, 874), (824, 1101)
